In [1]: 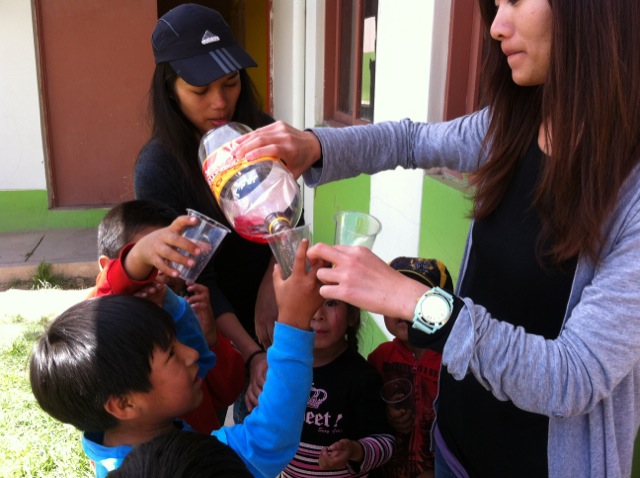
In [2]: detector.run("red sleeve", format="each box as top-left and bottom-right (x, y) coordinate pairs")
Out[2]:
(88, 243), (158, 298)
(180, 333), (245, 434)
(204, 333), (246, 409)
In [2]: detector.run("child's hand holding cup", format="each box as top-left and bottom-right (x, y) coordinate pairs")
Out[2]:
(380, 378), (414, 434)
(170, 209), (230, 282)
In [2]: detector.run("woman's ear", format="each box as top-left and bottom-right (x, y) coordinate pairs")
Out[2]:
(104, 394), (141, 421)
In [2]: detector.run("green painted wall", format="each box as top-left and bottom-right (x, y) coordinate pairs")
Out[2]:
(312, 175), (371, 245)
(362, 52), (375, 104)
(419, 176), (473, 288)
(359, 312), (388, 357)
(0, 190), (107, 233)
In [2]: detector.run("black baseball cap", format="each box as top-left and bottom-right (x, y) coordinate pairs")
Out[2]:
(389, 257), (454, 293)
(152, 3), (257, 87)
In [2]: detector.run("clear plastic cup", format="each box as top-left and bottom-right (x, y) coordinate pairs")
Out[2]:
(380, 378), (414, 411)
(334, 211), (381, 249)
(266, 223), (312, 278)
(170, 209), (230, 282)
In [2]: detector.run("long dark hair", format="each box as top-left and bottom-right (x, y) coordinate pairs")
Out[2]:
(345, 303), (361, 353)
(473, 0), (640, 264)
(145, 64), (271, 216)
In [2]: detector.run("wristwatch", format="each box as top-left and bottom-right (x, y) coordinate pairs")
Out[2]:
(412, 287), (454, 334)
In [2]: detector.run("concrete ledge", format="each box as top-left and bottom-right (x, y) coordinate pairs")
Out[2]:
(0, 261), (99, 283)
(0, 228), (98, 284)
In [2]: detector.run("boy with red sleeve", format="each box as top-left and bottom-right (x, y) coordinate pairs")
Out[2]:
(368, 257), (453, 478)
(89, 199), (244, 432)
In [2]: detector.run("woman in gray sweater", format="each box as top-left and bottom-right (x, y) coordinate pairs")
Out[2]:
(233, 0), (640, 476)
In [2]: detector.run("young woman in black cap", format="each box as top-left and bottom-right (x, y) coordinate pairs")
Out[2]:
(134, 3), (276, 422)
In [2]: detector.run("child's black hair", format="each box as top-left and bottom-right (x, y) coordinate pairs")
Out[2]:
(107, 430), (252, 478)
(29, 295), (176, 432)
(98, 199), (178, 259)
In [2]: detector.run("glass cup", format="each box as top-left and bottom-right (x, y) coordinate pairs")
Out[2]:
(334, 210), (382, 249)
(266, 223), (312, 279)
(379, 378), (414, 412)
(170, 209), (230, 282)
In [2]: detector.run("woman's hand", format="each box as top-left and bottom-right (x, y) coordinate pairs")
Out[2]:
(186, 282), (217, 348)
(231, 121), (322, 179)
(306, 243), (429, 320)
(245, 351), (268, 411)
(214, 312), (268, 411)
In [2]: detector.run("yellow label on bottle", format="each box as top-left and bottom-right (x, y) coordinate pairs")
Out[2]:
(201, 139), (278, 200)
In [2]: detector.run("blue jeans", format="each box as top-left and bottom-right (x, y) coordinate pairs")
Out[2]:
(233, 385), (250, 424)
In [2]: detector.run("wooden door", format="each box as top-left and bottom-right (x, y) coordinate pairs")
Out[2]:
(35, 0), (156, 207)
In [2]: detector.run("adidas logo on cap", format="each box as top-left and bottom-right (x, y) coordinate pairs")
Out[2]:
(201, 30), (220, 45)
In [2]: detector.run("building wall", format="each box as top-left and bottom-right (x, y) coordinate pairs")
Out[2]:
(0, 1), (47, 192)
(0, 1), (107, 232)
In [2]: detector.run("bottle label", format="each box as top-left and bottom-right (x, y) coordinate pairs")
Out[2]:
(202, 140), (278, 200)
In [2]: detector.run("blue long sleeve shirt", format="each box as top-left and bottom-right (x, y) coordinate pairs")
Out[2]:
(83, 322), (313, 478)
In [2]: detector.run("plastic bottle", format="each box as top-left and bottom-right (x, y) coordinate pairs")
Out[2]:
(199, 122), (302, 243)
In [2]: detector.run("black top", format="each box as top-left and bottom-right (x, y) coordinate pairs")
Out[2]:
(134, 139), (272, 338)
(302, 348), (391, 446)
(437, 140), (577, 477)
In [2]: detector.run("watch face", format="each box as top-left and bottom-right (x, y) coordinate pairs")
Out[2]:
(421, 295), (450, 323)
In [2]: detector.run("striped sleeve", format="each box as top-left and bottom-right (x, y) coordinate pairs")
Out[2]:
(348, 433), (395, 475)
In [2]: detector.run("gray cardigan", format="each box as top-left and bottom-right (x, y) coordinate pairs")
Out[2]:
(306, 109), (640, 478)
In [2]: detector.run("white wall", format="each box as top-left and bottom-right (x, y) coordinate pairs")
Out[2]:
(272, 0), (316, 227)
(271, 0), (306, 129)
(368, 0), (451, 335)
(370, 0), (451, 263)
(0, 1), (46, 190)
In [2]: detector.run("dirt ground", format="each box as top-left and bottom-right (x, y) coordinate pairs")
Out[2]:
(0, 286), (92, 323)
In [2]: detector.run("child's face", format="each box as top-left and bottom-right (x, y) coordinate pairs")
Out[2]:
(136, 339), (203, 419)
(311, 299), (353, 351)
(383, 316), (412, 342)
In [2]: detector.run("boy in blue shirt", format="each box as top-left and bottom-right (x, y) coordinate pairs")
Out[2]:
(29, 239), (324, 478)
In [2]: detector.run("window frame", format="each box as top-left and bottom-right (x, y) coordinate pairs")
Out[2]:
(323, 0), (482, 127)
(323, 0), (375, 127)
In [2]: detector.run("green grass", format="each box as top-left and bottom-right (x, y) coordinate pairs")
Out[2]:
(0, 314), (93, 477)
